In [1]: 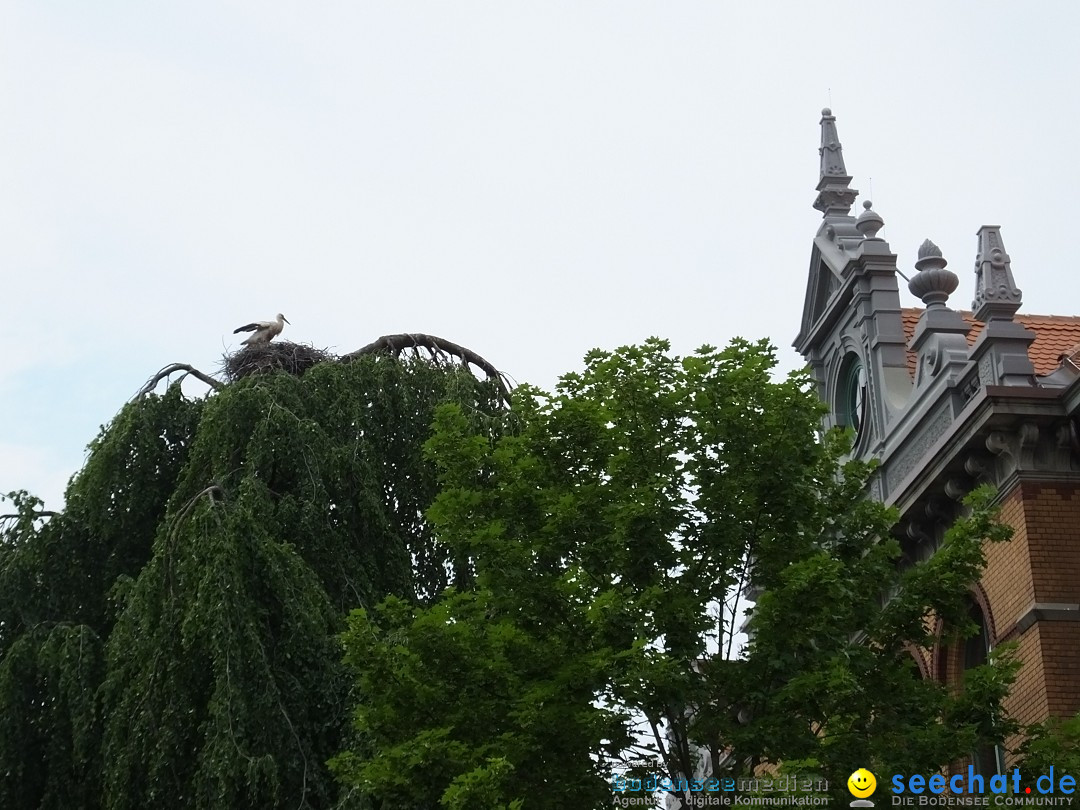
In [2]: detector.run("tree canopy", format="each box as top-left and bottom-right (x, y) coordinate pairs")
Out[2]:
(0, 336), (1025, 809)
(0, 353), (504, 809)
(334, 337), (1019, 808)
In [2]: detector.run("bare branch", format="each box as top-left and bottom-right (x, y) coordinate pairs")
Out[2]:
(344, 333), (511, 404)
(137, 364), (223, 397)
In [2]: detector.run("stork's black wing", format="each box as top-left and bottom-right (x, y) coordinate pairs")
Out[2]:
(233, 322), (260, 333)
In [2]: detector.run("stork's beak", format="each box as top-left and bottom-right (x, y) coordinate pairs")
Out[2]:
(283, 316), (291, 324)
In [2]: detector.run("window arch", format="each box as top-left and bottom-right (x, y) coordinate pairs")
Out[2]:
(963, 600), (1003, 777)
(904, 643), (931, 680)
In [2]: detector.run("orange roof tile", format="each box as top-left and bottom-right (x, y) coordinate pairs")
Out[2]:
(900, 309), (1080, 378)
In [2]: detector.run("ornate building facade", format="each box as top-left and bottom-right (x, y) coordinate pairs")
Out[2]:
(795, 109), (1080, 767)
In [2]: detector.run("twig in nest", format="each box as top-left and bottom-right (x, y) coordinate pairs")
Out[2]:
(137, 364), (223, 397)
(343, 333), (511, 404)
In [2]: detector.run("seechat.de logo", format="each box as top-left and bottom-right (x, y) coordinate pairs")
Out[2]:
(890, 766), (1077, 803)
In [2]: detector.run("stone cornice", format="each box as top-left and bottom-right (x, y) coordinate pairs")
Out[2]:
(885, 386), (1073, 519)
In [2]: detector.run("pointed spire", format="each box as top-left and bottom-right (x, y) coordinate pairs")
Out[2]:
(813, 108), (859, 217)
(972, 226), (1022, 321)
(818, 108), (848, 178)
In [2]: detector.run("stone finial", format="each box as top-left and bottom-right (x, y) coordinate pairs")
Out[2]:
(917, 239), (942, 262)
(855, 199), (884, 239)
(908, 239), (959, 308)
(813, 108), (859, 216)
(972, 226), (1022, 321)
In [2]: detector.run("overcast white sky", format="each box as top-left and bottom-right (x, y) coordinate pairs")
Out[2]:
(3, 1), (1079, 509)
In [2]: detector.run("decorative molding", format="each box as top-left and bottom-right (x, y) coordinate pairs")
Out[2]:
(979, 422), (1077, 486)
(1014, 603), (1080, 635)
(986, 430), (1011, 457)
(1019, 422), (1040, 468)
(869, 472), (885, 501)
(1056, 423), (1072, 451)
(924, 498), (951, 522)
(887, 406), (953, 491)
(944, 477), (969, 501)
(963, 451), (993, 483)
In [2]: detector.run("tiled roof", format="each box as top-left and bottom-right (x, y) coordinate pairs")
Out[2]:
(900, 309), (1080, 377)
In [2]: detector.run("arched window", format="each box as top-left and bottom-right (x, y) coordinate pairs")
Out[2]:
(963, 601), (1003, 777)
(837, 353), (867, 438)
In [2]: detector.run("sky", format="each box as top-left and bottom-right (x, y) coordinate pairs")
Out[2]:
(3, 1), (1080, 510)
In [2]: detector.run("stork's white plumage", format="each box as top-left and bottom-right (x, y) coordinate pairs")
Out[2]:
(234, 313), (290, 345)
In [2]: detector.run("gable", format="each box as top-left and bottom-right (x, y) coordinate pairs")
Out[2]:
(796, 242), (847, 350)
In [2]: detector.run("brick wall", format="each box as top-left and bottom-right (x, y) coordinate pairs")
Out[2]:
(984, 481), (1080, 757)
(932, 481), (1080, 764)
(1021, 482), (1080, 606)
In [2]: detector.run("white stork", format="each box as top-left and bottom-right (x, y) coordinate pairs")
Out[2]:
(234, 313), (290, 345)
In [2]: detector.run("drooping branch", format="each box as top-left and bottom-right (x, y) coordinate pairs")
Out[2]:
(137, 364), (223, 397)
(344, 333), (511, 403)
(147, 484), (224, 597)
(0, 510), (58, 523)
(169, 485), (225, 537)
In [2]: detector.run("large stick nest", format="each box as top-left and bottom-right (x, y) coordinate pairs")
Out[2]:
(223, 342), (333, 381)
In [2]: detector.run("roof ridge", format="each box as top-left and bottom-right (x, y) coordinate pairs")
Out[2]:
(901, 306), (1080, 323)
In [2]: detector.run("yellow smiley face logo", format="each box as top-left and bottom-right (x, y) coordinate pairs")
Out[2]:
(848, 768), (877, 798)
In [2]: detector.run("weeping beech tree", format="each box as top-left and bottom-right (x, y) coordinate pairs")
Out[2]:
(0, 342), (507, 809)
